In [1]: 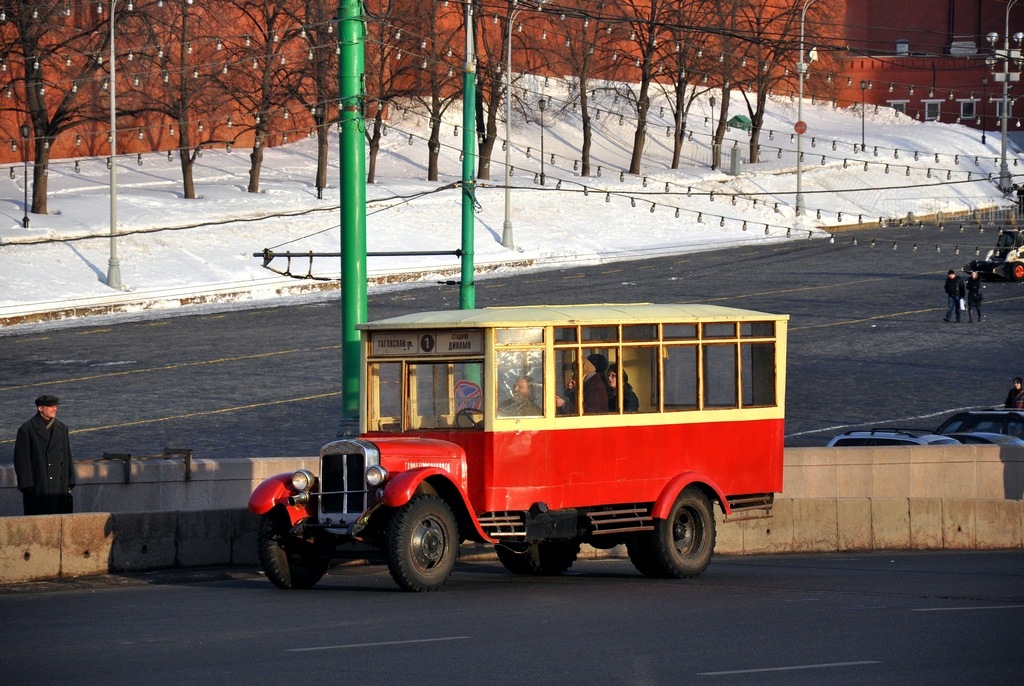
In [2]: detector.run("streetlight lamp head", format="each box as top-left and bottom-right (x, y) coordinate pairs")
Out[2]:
(20, 124), (29, 139)
(860, 80), (867, 90)
(538, 97), (546, 111)
(987, 31), (999, 46)
(1014, 32), (1024, 45)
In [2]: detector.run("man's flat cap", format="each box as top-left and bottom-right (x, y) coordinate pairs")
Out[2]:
(35, 395), (59, 407)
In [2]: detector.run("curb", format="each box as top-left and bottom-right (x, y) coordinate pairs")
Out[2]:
(0, 258), (536, 328)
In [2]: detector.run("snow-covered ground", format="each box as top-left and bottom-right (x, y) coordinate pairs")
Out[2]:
(1, 82), (1016, 327)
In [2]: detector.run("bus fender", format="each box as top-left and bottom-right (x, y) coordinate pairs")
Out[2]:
(381, 468), (496, 543)
(248, 472), (315, 525)
(651, 471), (731, 519)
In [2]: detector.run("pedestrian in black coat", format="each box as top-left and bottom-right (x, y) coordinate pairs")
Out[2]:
(965, 271), (983, 323)
(943, 270), (965, 322)
(13, 395), (75, 515)
(1006, 377), (1024, 409)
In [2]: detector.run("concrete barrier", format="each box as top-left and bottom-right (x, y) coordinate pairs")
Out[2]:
(1, 444), (1022, 584)
(0, 509), (257, 584)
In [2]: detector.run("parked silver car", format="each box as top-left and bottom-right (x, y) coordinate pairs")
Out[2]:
(826, 428), (960, 447)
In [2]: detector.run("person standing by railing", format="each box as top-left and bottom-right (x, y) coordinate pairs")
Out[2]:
(12, 395), (75, 515)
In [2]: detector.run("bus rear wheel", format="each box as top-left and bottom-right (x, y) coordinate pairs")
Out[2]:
(496, 540), (581, 575)
(629, 487), (715, 578)
(257, 510), (328, 589)
(386, 495), (459, 592)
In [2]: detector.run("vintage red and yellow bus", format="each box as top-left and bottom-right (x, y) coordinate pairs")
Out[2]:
(249, 303), (788, 591)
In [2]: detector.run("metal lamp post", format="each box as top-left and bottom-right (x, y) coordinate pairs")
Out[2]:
(538, 97), (546, 186)
(795, 0), (817, 217)
(982, 76), (989, 145)
(987, 0), (1023, 193)
(709, 96), (716, 169)
(859, 80), (867, 149)
(501, 0), (548, 249)
(105, 0), (126, 291)
(19, 123), (29, 228)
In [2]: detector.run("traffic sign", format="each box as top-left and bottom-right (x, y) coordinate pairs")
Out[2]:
(794, 120), (807, 135)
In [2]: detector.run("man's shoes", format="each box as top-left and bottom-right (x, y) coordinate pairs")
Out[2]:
(943, 318), (950, 322)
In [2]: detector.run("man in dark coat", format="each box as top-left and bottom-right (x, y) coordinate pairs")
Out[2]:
(13, 395), (75, 515)
(943, 269), (965, 323)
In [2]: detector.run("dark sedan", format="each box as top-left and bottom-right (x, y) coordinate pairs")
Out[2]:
(936, 410), (1024, 438)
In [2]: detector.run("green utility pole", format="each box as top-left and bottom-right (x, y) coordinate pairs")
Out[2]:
(459, 1), (476, 309)
(338, 0), (366, 436)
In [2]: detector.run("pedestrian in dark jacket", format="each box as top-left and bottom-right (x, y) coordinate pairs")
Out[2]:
(1006, 377), (1024, 409)
(943, 269), (965, 322)
(965, 270), (983, 323)
(13, 395), (75, 515)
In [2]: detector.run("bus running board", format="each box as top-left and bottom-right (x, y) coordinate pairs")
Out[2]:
(724, 493), (775, 522)
(588, 506), (654, 535)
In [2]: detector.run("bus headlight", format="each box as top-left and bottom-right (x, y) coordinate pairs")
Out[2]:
(291, 469), (315, 492)
(366, 465), (389, 487)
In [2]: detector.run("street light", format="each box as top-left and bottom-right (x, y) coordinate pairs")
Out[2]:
(859, 80), (867, 149)
(19, 123), (29, 228)
(105, 0), (128, 291)
(986, 0), (1023, 193)
(796, 0), (818, 217)
(982, 76), (989, 145)
(502, 0), (548, 249)
(538, 97), (546, 186)
(709, 96), (717, 169)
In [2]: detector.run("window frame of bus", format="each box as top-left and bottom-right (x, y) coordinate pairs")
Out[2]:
(494, 327), (545, 419)
(549, 320), (778, 416)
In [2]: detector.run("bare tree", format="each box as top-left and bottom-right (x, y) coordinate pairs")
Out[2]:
(117, 1), (233, 198)
(618, 0), (679, 176)
(300, 0), (340, 195)
(552, 0), (621, 178)
(201, 0), (303, 194)
(364, 0), (419, 184)
(407, 0), (463, 182)
(734, 0), (835, 163)
(0, 1), (116, 216)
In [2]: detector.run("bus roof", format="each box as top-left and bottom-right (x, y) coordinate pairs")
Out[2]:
(359, 303), (788, 330)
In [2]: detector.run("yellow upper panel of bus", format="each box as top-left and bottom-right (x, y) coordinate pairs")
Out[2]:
(358, 303), (789, 330)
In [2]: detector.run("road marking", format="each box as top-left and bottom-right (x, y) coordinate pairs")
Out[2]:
(288, 636), (471, 652)
(0, 392), (341, 445)
(913, 605), (1024, 612)
(0, 345), (340, 393)
(698, 660), (880, 676)
(785, 404), (989, 439)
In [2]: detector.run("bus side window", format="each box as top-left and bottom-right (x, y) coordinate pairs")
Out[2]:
(703, 343), (738, 408)
(663, 345), (698, 411)
(614, 347), (658, 413)
(496, 350), (544, 417)
(742, 342), (777, 407)
(555, 349), (580, 416)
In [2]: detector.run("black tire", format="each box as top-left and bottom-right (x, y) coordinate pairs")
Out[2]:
(630, 488), (716, 579)
(257, 511), (328, 589)
(1011, 262), (1024, 282)
(385, 495), (459, 592)
(625, 534), (664, 578)
(495, 540), (581, 575)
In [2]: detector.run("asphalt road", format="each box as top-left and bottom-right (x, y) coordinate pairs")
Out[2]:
(1, 551), (1021, 685)
(1, 222), (1023, 460)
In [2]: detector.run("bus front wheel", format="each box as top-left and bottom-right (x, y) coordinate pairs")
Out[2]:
(386, 495), (459, 592)
(257, 511), (328, 589)
(631, 487), (716, 579)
